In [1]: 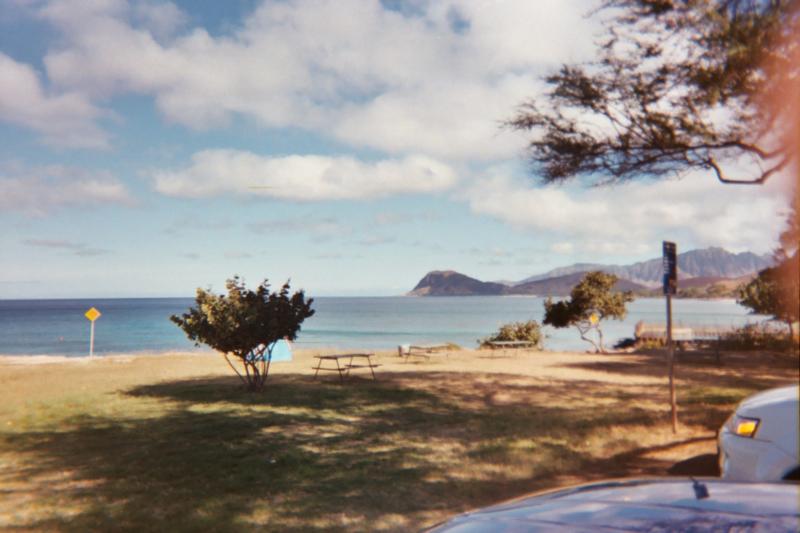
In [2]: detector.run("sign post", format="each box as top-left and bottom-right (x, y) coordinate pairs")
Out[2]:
(85, 307), (101, 357)
(663, 241), (678, 433)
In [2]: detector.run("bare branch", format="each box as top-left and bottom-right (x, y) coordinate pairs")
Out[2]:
(707, 154), (792, 184)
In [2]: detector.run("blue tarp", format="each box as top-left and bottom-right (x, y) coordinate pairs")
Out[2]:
(267, 339), (292, 362)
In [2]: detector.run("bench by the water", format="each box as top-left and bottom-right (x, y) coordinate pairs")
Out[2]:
(634, 321), (743, 342)
(399, 343), (451, 361)
(313, 353), (380, 382)
(485, 340), (539, 357)
(634, 322), (738, 363)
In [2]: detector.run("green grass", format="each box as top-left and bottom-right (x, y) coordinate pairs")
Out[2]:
(0, 353), (796, 532)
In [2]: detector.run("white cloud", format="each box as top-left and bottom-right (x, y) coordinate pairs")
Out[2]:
(0, 163), (133, 215)
(223, 251), (253, 259)
(35, 0), (597, 159)
(465, 170), (792, 255)
(22, 238), (111, 256)
(248, 215), (349, 240)
(133, 1), (187, 40)
(0, 53), (109, 148)
(152, 150), (457, 200)
(551, 242), (574, 254)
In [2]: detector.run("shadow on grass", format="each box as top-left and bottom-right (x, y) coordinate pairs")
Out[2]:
(561, 350), (799, 392)
(0, 371), (741, 531)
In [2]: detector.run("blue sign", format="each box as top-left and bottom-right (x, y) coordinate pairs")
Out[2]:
(663, 241), (677, 295)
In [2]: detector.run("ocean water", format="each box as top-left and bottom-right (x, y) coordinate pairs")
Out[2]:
(0, 296), (770, 357)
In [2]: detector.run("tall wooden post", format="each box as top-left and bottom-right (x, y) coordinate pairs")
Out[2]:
(663, 241), (678, 433)
(666, 291), (677, 433)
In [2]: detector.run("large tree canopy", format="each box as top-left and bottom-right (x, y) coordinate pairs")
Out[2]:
(738, 191), (800, 337)
(738, 254), (799, 335)
(508, 0), (800, 185)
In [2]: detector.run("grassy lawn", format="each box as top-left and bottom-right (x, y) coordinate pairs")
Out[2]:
(0, 350), (796, 531)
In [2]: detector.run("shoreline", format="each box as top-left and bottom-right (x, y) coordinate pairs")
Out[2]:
(0, 347), (602, 364)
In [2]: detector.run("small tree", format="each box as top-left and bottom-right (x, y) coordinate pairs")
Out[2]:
(171, 277), (314, 391)
(543, 271), (634, 353)
(480, 320), (544, 349)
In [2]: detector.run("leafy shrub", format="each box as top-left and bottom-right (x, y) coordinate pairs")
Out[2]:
(171, 276), (314, 391)
(613, 337), (637, 349)
(636, 337), (666, 350)
(480, 320), (543, 349)
(718, 323), (796, 352)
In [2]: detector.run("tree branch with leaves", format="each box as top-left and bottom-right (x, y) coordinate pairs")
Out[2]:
(508, 0), (800, 186)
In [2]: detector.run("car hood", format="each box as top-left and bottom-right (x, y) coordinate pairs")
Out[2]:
(428, 479), (799, 532)
(737, 385), (799, 416)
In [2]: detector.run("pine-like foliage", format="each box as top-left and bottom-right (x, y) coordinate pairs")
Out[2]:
(508, 0), (799, 185)
(544, 271), (634, 353)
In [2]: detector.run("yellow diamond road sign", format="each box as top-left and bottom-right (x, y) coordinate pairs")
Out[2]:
(589, 313), (599, 325)
(85, 307), (101, 322)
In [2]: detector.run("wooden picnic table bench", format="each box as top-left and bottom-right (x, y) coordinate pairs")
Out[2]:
(401, 343), (451, 362)
(313, 353), (380, 382)
(485, 340), (539, 357)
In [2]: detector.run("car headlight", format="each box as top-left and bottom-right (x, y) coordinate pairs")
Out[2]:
(730, 415), (760, 438)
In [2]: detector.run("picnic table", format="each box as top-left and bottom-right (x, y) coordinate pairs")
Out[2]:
(401, 343), (451, 362)
(485, 340), (539, 357)
(313, 353), (379, 382)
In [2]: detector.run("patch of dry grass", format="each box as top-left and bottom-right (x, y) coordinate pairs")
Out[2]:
(0, 348), (796, 531)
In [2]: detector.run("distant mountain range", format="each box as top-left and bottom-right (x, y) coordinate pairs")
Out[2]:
(408, 247), (771, 297)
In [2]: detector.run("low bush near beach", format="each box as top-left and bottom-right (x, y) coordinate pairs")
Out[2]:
(479, 320), (543, 349)
(719, 323), (797, 352)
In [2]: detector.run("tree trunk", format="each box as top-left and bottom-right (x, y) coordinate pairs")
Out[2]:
(222, 353), (248, 387)
(263, 348), (273, 385)
(576, 325), (601, 353)
(597, 326), (605, 354)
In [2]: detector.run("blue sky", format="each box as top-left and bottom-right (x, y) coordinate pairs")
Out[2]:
(0, 0), (794, 298)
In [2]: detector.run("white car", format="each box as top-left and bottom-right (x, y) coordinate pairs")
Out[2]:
(718, 384), (799, 481)
(428, 479), (800, 531)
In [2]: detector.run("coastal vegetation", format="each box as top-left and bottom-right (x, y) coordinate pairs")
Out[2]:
(0, 349), (796, 531)
(171, 277), (314, 391)
(738, 257), (800, 339)
(625, 322), (797, 354)
(544, 272), (634, 353)
(738, 194), (799, 340)
(479, 320), (543, 349)
(718, 323), (798, 353)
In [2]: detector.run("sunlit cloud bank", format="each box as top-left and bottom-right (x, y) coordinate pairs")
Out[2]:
(465, 169), (793, 255)
(0, 53), (109, 148)
(22, 238), (111, 256)
(0, 163), (133, 216)
(13, 0), (596, 159)
(152, 150), (457, 200)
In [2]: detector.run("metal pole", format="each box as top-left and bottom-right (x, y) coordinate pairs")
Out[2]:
(667, 292), (677, 433)
(90, 320), (95, 357)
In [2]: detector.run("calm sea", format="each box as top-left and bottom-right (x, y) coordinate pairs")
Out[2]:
(0, 296), (770, 357)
